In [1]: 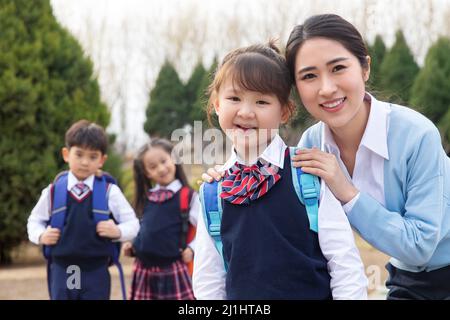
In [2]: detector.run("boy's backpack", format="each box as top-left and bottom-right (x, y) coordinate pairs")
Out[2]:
(179, 186), (196, 276)
(42, 171), (127, 300)
(199, 147), (320, 270)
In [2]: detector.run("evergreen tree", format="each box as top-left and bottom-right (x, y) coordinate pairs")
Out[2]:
(367, 35), (386, 92)
(144, 61), (187, 138)
(191, 58), (218, 124)
(185, 62), (206, 121)
(410, 37), (450, 123)
(102, 134), (125, 186)
(379, 30), (419, 104)
(0, 0), (110, 263)
(410, 37), (450, 154)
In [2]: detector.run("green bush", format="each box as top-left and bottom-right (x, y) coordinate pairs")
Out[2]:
(379, 31), (419, 104)
(0, 0), (110, 264)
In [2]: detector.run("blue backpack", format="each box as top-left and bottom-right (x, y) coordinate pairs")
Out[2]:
(43, 171), (127, 300)
(199, 147), (320, 271)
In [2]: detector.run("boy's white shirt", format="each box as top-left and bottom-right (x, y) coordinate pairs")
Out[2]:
(149, 179), (199, 251)
(192, 134), (368, 300)
(27, 171), (140, 244)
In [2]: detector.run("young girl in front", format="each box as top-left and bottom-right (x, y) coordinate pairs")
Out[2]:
(123, 138), (198, 300)
(193, 41), (368, 300)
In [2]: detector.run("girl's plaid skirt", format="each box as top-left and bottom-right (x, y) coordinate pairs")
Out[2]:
(129, 258), (195, 300)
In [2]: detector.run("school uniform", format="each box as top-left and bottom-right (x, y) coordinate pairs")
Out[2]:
(130, 179), (198, 300)
(27, 171), (139, 300)
(299, 93), (450, 299)
(193, 134), (368, 300)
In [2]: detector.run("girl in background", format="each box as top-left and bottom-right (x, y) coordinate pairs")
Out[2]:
(124, 138), (198, 300)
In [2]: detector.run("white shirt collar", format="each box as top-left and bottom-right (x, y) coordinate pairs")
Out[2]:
(321, 93), (390, 160)
(360, 93), (390, 160)
(67, 171), (95, 191)
(221, 134), (287, 172)
(150, 179), (182, 193)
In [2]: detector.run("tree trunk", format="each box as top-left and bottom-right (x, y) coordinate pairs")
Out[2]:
(0, 247), (12, 265)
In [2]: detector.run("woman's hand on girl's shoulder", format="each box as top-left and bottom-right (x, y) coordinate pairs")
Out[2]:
(292, 148), (358, 204)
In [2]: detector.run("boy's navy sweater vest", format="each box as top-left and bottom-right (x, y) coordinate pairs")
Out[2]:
(221, 153), (332, 299)
(51, 193), (111, 269)
(133, 191), (183, 267)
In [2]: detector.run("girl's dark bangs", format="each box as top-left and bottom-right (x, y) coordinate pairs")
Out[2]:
(229, 53), (284, 95)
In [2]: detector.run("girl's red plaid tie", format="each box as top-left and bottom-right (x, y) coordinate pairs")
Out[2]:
(147, 189), (175, 203)
(220, 161), (281, 205)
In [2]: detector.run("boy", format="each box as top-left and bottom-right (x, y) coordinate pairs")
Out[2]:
(27, 120), (139, 300)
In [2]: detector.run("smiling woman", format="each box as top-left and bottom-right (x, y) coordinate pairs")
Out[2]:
(286, 14), (450, 300)
(294, 37), (369, 135)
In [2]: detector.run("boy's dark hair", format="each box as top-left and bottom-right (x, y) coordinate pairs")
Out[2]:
(65, 120), (108, 154)
(206, 40), (296, 125)
(133, 138), (189, 215)
(285, 14), (369, 83)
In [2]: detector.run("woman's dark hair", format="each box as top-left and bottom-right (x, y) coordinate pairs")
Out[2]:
(206, 40), (296, 125)
(286, 14), (369, 82)
(133, 138), (189, 215)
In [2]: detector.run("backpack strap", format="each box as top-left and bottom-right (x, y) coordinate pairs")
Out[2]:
(199, 180), (228, 271)
(92, 176), (110, 223)
(92, 171), (117, 224)
(43, 172), (69, 259)
(43, 171), (69, 297)
(92, 175), (127, 300)
(50, 172), (69, 229)
(179, 186), (193, 250)
(179, 186), (196, 276)
(288, 147), (320, 233)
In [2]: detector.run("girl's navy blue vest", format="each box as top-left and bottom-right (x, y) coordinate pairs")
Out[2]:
(221, 153), (332, 299)
(133, 191), (184, 267)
